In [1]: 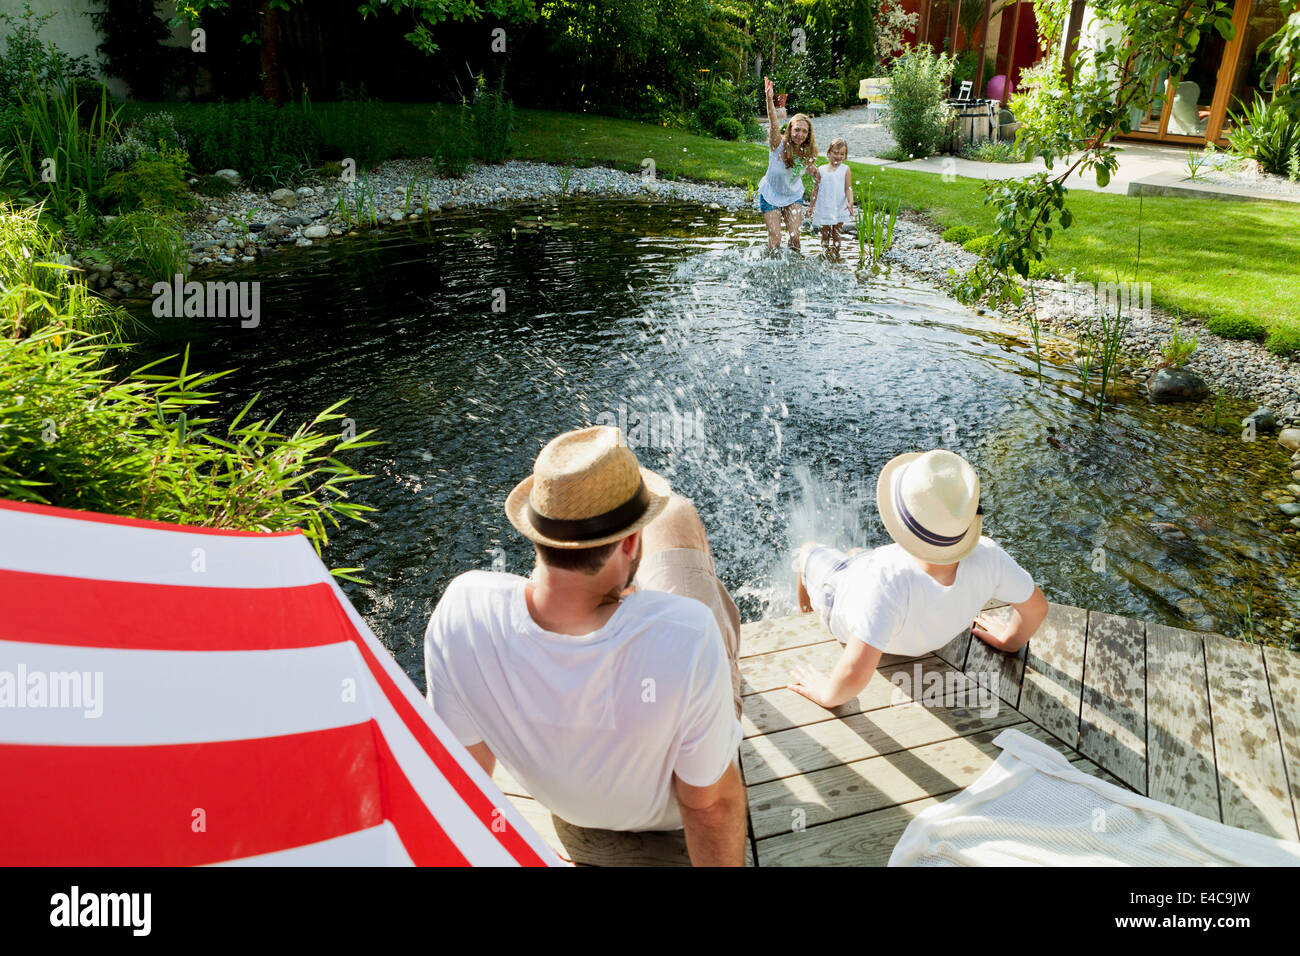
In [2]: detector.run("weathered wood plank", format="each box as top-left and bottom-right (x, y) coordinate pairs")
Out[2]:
(1205, 635), (1299, 840)
(742, 676), (1019, 784)
(754, 752), (1128, 867)
(1145, 623), (1220, 821)
(492, 763), (529, 798)
(740, 641), (847, 696)
(1263, 645), (1300, 830)
(746, 721), (1075, 839)
(547, 817), (756, 867)
(503, 794), (571, 862)
(741, 656), (942, 737)
(964, 604), (1027, 708)
(740, 613), (837, 658)
(1019, 602), (1088, 748)
(1079, 611), (1148, 793)
(934, 625), (972, 671)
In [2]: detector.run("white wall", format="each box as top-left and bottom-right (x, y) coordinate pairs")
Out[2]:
(14, 0), (191, 98)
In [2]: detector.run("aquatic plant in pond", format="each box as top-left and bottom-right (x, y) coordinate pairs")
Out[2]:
(854, 181), (899, 266)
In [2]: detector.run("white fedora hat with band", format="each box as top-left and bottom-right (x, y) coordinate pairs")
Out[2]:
(876, 449), (983, 563)
(506, 425), (672, 549)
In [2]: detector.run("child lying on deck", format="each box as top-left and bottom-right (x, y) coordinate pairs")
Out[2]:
(787, 449), (1049, 710)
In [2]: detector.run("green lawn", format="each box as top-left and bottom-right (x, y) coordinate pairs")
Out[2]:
(134, 101), (1300, 349)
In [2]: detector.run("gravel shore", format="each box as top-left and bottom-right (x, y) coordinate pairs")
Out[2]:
(91, 156), (1297, 428)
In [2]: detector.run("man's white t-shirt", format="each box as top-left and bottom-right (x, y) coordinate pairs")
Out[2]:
(423, 570), (743, 832)
(828, 537), (1036, 657)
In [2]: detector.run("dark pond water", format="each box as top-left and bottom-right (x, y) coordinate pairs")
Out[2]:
(127, 199), (1300, 683)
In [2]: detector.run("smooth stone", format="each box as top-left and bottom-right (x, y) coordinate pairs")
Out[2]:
(1148, 367), (1209, 403)
(296, 186), (315, 198)
(295, 238), (313, 247)
(1292, 517), (1300, 529)
(1281, 503), (1300, 516)
(1279, 428), (1300, 452)
(265, 224), (288, 238)
(281, 216), (308, 227)
(215, 218), (230, 230)
(390, 211), (404, 222)
(249, 222), (267, 232)
(270, 188), (298, 208)
(214, 169), (240, 183)
(302, 225), (329, 239)
(1289, 484), (1300, 497)
(1243, 407), (1279, 433)
(1148, 521), (1188, 541)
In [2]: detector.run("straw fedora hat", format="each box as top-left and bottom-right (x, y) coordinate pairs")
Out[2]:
(506, 426), (672, 549)
(876, 449), (983, 563)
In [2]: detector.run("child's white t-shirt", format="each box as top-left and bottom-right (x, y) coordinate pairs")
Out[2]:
(827, 538), (1035, 657)
(423, 570), (742, 832)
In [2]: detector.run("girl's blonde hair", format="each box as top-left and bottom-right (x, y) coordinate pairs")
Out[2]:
(827, 138), (848, 157)
(780, 113), (817, 169)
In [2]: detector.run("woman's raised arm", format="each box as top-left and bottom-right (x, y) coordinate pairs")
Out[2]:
(764, 75), (781, 150)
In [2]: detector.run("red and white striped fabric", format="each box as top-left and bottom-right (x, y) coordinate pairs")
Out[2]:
(0, 499), (566, 867)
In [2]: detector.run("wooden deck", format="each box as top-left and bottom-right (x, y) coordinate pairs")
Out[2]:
(497, 602), (1300, 865)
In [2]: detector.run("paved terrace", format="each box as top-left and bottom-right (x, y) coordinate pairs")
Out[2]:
(495, 601), (1300, 865)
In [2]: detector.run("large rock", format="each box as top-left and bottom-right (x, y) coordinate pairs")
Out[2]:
(270, 188), (298, 208)
(1244, 407), (1279, 434)
(1147, 367), (1209, 403)
(302, 225), (329, 239)
(1279, 428), (1300, 452)
(214, 169), (240, 183)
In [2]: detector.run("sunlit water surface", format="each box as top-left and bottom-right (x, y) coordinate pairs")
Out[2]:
(128, 200), (1300, 683)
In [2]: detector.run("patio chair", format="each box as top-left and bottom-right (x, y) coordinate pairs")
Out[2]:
(858, 77), (890, 121)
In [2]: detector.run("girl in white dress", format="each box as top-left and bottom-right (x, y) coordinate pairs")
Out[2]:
(808, 139), (854, 252)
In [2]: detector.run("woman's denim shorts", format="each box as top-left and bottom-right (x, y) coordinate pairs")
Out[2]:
(759, 195), (805, 214)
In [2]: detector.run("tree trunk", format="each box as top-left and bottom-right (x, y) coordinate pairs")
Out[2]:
(261, 1), (284, 105)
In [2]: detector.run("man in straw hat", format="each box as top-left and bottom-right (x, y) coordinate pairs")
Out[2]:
(423, 426), (747, 865)
(787, 449), (1048, 710)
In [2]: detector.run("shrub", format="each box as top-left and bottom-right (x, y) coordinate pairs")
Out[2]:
(1026, 259), (1058, 280)
(6, 78), (123, 219)
(962, 233), (998, 256)
(1264, 322), (1300, 356)
(193, 174), (237, 198)
(101, 155), (192, 212)
(1226, 92), (1300, 176)
(0, 202), (377, 570)
(99, 209), (188, 283)
(801, 97), (827, 116)
(1160, 316), (1198, 366)
(306, 84), (391, 167)
(714, 117), (744, 141)
(1203, 313), (1266, 341)
(885, 44), (957, 158)
(0, 3), (97, 103)
(431, 105), (474, 178)
(941, 224), (977, 244)
(698, 96), (731, 131)
(472, 84), (514, 164)
(176, 99), (318, 188)
(104, 111), (188, 172)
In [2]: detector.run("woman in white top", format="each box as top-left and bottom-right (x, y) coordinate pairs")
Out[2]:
(808, 138), (854, 252)
(757, 75), (819, 251)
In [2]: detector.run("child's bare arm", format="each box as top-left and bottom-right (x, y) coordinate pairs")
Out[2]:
(843, 167), (854, 213)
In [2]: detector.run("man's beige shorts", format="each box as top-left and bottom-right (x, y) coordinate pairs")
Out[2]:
(633, 547), (743, 718)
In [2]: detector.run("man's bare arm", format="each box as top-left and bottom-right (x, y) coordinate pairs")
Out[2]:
(674, 762), (747, 866)
(465, 741), (496, 776)
(973, 586), (1049, 653)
